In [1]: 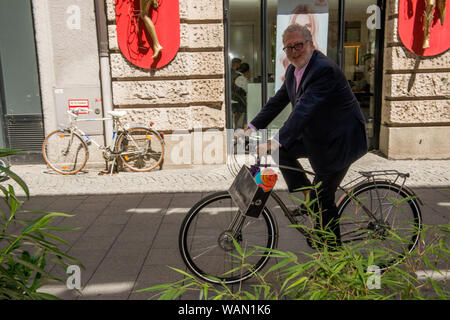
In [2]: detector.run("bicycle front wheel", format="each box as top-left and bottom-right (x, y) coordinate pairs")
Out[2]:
(117, 127), (164, 172)
(337, 181), (422, 269)
(42, 130), (88, 175)
(179, 191), (277, 284)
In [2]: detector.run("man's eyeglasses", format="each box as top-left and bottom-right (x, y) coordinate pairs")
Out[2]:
(283, 41), (309, 53)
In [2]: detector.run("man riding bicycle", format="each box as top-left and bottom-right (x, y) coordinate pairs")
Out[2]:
(239, 24), (368, 247)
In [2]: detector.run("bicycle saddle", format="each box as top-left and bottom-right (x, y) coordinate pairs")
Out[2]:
(108, 110), (127, 118)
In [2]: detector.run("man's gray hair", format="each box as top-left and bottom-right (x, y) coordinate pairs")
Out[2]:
(282, 24), (313, 43)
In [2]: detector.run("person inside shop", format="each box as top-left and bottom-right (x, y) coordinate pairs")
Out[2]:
(231, 61), (250, 128)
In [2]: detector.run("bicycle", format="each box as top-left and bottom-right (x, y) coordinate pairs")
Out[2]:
(178, 137), (423, 284)
(42, 110), (165, 175)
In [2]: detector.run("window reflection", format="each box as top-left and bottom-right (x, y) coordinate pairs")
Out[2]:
(228, 0), (379, 148)
(344, 0), (377, 148)
(267, 0), (333, 130)
(229, 0), (261, 129)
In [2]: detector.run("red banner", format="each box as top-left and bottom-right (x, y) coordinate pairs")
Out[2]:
(115, 0), (180, 69)
(398, 0), (449, 57)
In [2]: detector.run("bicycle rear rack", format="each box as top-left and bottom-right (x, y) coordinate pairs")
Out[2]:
(339, 169), (411, 195)
(358, 170), (409, 179)
(339, 169), (423, 205)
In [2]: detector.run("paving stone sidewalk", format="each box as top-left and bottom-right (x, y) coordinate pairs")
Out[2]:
(2, 151), (448, 300)
(6, 152), (450, 197)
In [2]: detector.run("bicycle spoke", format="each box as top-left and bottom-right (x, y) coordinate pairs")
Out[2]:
(118, 128), (164, 172)
(338, 182), (421, 269)
(43, 130), (87, 174)
(180, 191), (276, 284)
(191, 244), (220, 260)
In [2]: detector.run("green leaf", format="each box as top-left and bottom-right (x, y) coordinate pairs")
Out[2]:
(285, 276), (308, 291)
(222, 265), (247, 276)
(202, 283), (209, 300)
(8, 256), (56, 281)
(22, 212), (75, 234)
(167, 266), (196, 280)
(36, 231), (74, 247)
(265, 258), (292, 274)
(35, 292), (60, 300)
(0, 165), (29, 199)
(136, 283), (177, 293)
(232, 237), (244, 257)
(0, 148), (23, 157)
(428, 279), (445, 298)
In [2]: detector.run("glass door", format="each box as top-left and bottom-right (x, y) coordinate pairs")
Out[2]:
(0, 0), (44, 155)
(226, 0), (383, 149)
(266, 0), (339, 132)
(228, 0), (262, 129)
(344, 0), (378, 148)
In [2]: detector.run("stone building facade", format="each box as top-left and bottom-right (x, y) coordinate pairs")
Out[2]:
(0, 0), (448, 166)
(381, 0), (450, 159)
(105, 0), (227, 166)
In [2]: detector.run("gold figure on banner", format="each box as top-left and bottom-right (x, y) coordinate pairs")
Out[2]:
(423, 0), (447, 49)
(423, 0), (436, 49)
(437, 0), (446, 24)
(140, 0), (163, 58)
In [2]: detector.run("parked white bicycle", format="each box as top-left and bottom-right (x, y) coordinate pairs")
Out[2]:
(42, 110), (165, 175)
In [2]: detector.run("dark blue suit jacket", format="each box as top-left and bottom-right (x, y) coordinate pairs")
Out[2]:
(250, 50), (368, 174)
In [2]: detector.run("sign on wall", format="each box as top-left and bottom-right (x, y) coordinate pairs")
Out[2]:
(115, 0), (180, 69)
(68, 99), (90, 114)
(398, 0), (449, 57)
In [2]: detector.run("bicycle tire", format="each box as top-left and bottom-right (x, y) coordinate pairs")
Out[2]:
(42, 129), (88, 175)
(337, 181), (422, 269)
(116, 127), (164, 172)
(179, 191), (278, 284)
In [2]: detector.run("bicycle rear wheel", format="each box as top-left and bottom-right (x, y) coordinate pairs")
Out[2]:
(337, 181), (422, 269)
(117, 127), (164, 172)
(179, 191), (277, 284)
(42, 129), (88, 175)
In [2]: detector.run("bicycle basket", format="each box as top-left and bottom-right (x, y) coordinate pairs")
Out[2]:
(228, 165), (272, 218)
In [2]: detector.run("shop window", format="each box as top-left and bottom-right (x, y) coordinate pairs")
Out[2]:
(227, 0), (382, 149)
(344, 0), (377, 148)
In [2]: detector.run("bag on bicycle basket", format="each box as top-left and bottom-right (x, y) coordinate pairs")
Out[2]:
(228, 165), (274, 218)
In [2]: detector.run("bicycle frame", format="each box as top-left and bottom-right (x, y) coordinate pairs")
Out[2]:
(180, 142), (423, 283)
(65, 111), (121, 152)
(226, 142), (421, 241)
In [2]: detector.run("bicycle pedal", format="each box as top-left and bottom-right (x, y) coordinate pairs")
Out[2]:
(292, 204), (309, 217)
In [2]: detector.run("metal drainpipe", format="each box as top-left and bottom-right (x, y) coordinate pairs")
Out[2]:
(94, 0), (114, 145)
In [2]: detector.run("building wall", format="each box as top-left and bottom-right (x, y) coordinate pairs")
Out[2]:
(105, 0), (227, 166)
(33, 0), (449, 168)
(33, 0), (106, 164)
(381, 0), (450, 159)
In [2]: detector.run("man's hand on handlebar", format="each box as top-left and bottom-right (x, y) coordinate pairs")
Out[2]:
(233, 126), (280, 157)
(234, 126), (252, 144)
(256, 140), (280, 157)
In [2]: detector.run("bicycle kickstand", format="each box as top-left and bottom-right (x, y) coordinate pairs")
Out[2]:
(109, 158), (116, 176)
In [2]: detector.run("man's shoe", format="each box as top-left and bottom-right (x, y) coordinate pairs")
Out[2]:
(292, 203), (309, 217)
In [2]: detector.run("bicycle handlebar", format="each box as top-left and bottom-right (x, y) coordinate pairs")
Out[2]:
(233, 135), (265, 167)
